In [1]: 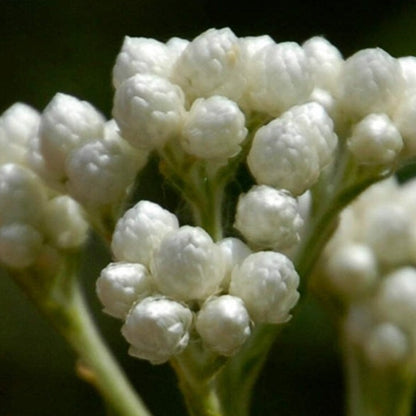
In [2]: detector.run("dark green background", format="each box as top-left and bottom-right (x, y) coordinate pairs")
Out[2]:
(1, 0), (416, 415)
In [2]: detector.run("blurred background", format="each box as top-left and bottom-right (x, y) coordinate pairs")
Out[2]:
(1, 0), (416, 415)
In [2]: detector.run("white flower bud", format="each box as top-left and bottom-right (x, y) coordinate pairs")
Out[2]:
(338, 48), (404, 118)
(0, 223), (43, 269)
(97, 262), (153, 319)
(121, 296), (193, 364)
(375, 267), (416, 329)
(217, 237), (251, 288)
(113, 36), (174, 89)
(181, 96), (247, 159)
(151, 226), (225, 301)
(393, 92), (416, 156)
(165, 37), (189, 60)
(234, 185), (303, 250)
(113, 73), (185, 150)
(230, 251), (300, 323)
(38, 93), (105, 181)
(281, 102), (338, 168)
(43, 196), (89, 249)
(0, 164), (47, 227)
(398, 56), (416, 94)
(171, 28), (246, 102)
(196, 295), (251, 356)
(247, 109), (320, 195)
(362, 204), (415, 267)
(111, 201), (179, 267)
(302, 36), (343, 93)
(246, 41), (313, 116)
(348, 114), (402, 165)
(0, 103), (40, 166)
(363, 322), (409, 368)
(325, 243), (378, 300)
(66, 125), (146, 207)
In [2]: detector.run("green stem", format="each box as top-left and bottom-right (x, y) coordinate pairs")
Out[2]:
(171, 343), (227, 416)
(12, 260), (152, 416)
(216, 324), (281, 416)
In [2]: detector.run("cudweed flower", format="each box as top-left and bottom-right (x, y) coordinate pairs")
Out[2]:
(121, 296), (193, 364)
(196, 295), (251, 356)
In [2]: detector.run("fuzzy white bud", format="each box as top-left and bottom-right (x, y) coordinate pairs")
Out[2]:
(97, 262), (153, 319)
(348, 114), (402, 165)
(43, 196), (89, 249)
(217, 237), (251, 289)
(111, 201), (179, 267)
(0, 163), (47, 227)
(234, 185), (303, 250)
(121, 296), (193, 364)
(375, 267), (416, 329)
(196, 295), (251, 356)
(113, 37), (174, 89)
(181, 96), (247, 159)
(325, 243), (378, 300)
(151, 226), (225, 301)
(363, 322), (409, 368)
(171, 28), (246, 103)
(302, 36), (343, 93)
(38, 93), (105, 181)
(230, 251), (300, 323)
(66, 124), (146, 208)
(338, 48), (404, 118)
(246, 41), (313, 116)
(0, 223), (43, 269)
(247, 108), (320, 195)
(0, 103), (40, 166)
(113, 73), (185, 150)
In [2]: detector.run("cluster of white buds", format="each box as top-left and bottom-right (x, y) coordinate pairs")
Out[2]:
(0, 103), (89, 269)
(96, 201), (300, 363)
(321, 177), (416, 369)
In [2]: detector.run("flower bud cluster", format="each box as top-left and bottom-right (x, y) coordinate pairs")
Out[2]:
(0, 104), (89, 269)
(321, 177), (416, 369)
(96, 200), (300, 364)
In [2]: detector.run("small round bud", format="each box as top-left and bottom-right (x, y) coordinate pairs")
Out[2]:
(66, 133), (143, 208)
(246, 41), (313, 116)
(302, 36), (343, 93)
(111, 201), (179, 267)
(247, 110), (320, 195)
(97, 262), (153, 319)
(325, 243), (378, 300)
(363, 204), (415, 267)
(0, 163), (47, 227)
(43, 196), (89, 249)
(151, 226), (225, 301)
(113, 73), (185, 150)
(338, 48), (404, 118)
(121, 296), (193, 364)
(0, 223), (43, 269)
(113, 36), (174, 88)
(234, 185), (303, 250)
(181, 96), (247, 160)
(217, 237), (251, 288)
(0, 103), (40, 166)
(393, 93), (416, 156)
(363, 322), (409, 368)
(165, 37), (189, 60)
(172, 28), (245, 102)
(196, 295), (251, 356)
(375, 267), (416, 328)
(230, 251), (300, 323)
(39, 93), (105, 181)
(348, 114), (402, 165)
